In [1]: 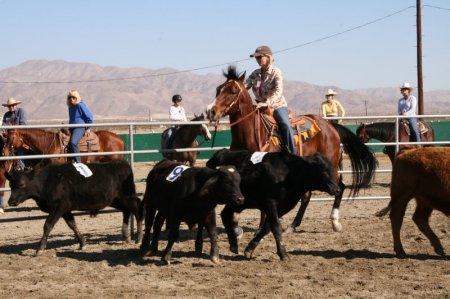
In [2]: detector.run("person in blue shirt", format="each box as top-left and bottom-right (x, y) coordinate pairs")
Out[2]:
(66, 90), (94, 163)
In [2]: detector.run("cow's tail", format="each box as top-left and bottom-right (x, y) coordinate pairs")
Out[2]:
(375, 203), (391, 217)
(331, 122), (378, 197)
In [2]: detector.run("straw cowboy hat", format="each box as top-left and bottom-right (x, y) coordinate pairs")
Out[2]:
(325, 89), (338, 96)
(2, 97), (22, 107)
(400, 82), (413, 90)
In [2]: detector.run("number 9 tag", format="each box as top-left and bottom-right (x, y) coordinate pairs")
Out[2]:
(166, 165), (190, 182)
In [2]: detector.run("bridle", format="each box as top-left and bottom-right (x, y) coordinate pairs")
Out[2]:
(215, 80), (259, 127)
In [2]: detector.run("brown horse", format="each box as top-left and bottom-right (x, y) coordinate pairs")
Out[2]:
(207, 66), (377, 232)
(5, 128), (124, 164)
(161, 114), (211, 166)
(356, 122), (435, 165)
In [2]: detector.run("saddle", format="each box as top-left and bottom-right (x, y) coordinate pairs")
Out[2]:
(58, 128), (100, 153)
(401, 119), (428, 135)
(257, 107), (321, 154)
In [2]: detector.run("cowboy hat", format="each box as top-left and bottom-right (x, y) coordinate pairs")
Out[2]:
(400, 82), (413, 90)
(325, 89), (337, 96)
(2, 98), (22, 107)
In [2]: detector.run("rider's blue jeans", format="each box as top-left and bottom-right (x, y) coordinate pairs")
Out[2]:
(408, 117), (421, 142)
(68, 127), (86, 163)
(273, 107), (295, 153)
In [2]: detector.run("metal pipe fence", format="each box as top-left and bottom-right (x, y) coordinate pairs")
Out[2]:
(1, 114), (449, 201)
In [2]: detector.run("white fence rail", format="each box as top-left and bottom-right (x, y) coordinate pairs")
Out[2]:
(1, 114), (449, 202)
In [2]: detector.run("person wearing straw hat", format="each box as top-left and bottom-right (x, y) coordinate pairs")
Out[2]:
(1, 97), (28, 213)
(2, 97), (27, 166)
(245, 45), (295, 154)
(66, 90), (94, 163)
(2, 97), (27, 127)
(398, 82), (420, 143)
(321, 89), (345, 124)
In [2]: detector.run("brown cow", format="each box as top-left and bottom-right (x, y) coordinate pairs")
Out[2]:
(377, 147), (449, 257)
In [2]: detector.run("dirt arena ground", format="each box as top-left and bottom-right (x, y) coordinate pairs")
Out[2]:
(0, 156), (448, 298)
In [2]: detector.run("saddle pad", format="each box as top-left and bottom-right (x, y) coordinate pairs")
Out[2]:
(166, 165), (190, 182)
(59, 131), (100, 152)
(401, 120), (428, 135)
(73, 162), (93, 178)
(250, 151), (268, 164)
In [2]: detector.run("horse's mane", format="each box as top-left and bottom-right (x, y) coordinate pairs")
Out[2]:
(365, 122), (395, 141)
(223, 65), (244, 81)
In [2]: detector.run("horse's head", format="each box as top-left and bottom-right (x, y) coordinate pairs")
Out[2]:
(206, 65), (247, 123)
(5, 129), (24, 151)
(192, 113), (211, 141)
(356, 123), (370, 143)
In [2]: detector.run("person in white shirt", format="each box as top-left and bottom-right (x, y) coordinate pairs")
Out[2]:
(164, 94), (187, 148)
(398, 82), (421, 142)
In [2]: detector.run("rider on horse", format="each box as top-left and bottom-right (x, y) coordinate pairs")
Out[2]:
(398, 82), (421, 143)
(163, 94), (187, 149)
(246, 45), (295, 154)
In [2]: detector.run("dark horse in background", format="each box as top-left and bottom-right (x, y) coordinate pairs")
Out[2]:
(206, 65), (377, 233)
(161, 114), (211, 166)
(356, 121), (435, 165)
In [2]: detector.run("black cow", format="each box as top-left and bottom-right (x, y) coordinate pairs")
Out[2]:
(140, 159), (244, 265)
(206, 149), (340, 260)
(6, 159), (143, 255)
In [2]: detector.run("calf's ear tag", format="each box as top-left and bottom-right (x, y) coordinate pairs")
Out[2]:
(166, 165), (189, 182)
(250, 151), (267, 164)
(73, 162), (93, 178)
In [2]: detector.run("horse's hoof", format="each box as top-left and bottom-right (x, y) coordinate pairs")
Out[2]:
(230, 246), (238, 254)
(35, 250), (42, 256)
(331, 220), (343, 232)
(211, 256), (221, 264)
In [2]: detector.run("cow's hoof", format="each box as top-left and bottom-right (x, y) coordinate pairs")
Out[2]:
(395, 251), (407, 259)
(284, 226), (295, 234)
(211, 256), (221, 264)
(434, 247), (445, 256)
(331, 220), (343, 232)
(162, 256), (171, 265)
(244, 249), (254, 259)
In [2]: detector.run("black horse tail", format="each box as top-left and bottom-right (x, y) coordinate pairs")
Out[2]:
(331, 122), (378, 197)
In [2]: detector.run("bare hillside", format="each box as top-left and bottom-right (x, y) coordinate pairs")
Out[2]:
(0, 60), (448, 120)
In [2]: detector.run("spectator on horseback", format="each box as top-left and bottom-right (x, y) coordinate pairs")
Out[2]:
(66, 90), (94, 163)
(245, 45), (295, 154)
(164, 94), (187, 148)
(2, 97), (27, 169)
(398, 82), (421, 143)
(321, 89), (345, 124)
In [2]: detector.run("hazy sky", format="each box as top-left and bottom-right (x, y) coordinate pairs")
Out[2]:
(1, 0), (449, 90)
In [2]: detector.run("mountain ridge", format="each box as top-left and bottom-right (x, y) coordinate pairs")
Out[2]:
(1, 60), (448, 120)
